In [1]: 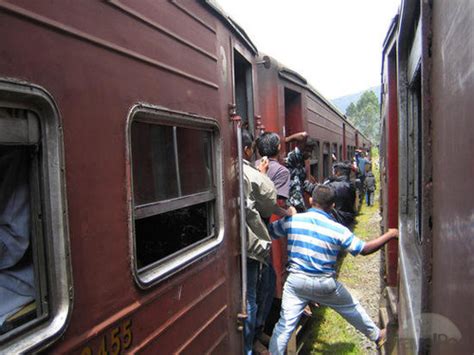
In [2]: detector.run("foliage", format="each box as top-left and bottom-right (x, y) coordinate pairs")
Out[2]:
(346, 91), (380, 144)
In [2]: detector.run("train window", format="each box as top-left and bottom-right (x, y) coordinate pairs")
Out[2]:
(0, 110), (42, 338)
(322, 143), (330, 179)
(129, 106), (222, 287)
(310, 140), (320, 181)
(409, 72), (423, 243)
(332, 143), (338, 161)
(0, 81), (71, 354)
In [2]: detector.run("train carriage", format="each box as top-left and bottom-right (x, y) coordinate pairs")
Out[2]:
(380, 0), (474, 353)
(256, 55), (369, 185)
(0, 1), (377, 354)
(0, 1), (263, 353)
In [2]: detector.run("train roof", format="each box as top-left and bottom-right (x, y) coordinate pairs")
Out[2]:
(267, 55), (366, 136)
(264, 56), (345, 118)
(204, 0), (258, 54)
(206, 2), (371, 145)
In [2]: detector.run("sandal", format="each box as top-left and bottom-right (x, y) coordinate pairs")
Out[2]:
(376, 328), (387, 349)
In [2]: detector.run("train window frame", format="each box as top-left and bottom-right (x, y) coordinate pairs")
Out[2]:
(322, 142), (330, 179)
(309, 140), (320, 181)
(0, 80), (71, 354)
(332, 143), (338, 162)
(409, 70), (423, 244)
(127, 105), (224, 289)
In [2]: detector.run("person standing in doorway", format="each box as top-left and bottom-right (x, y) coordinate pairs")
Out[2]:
(241, 129), (277, 355)
(253, 132), (291, 351)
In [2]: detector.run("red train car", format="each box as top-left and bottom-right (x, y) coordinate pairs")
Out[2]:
(380, 0), (474, 353)
(0, 1), (375, 353)
(0, 1), (265, 353)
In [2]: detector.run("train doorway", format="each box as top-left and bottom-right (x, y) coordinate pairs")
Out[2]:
(284, 88), (302, 151)
(234, 50), (255, 133)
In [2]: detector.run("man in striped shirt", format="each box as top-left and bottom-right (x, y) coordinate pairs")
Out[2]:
(268, 184), (398, 354)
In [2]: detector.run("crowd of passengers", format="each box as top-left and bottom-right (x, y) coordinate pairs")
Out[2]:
(241, 129), (397, 354)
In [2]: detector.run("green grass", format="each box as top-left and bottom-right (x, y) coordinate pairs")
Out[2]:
(303, 148), (381, 354)
(305, 306), (366, 355)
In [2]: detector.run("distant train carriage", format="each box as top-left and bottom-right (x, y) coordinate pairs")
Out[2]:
(256, 55), (369, 183)
(380, 0), (474, 353)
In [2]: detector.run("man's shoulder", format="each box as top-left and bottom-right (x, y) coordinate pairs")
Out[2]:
(243, 161), (261, 181)
(244, 162), (275, 188)
(308, 210), (349, 232)
(291, 211), (350, 237)
(270, 160), (290, 174)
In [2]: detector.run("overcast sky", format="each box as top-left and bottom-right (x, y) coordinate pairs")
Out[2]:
(216, 0), (400, 99)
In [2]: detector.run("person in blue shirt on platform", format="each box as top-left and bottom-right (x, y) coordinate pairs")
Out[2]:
(267, 184), (398, 355)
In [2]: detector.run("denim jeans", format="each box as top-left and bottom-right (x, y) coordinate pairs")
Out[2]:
(256, 258), (276, 332)
(244, 258), (262, 355)
(269, 272), (380, 355)
(366, 190), (374, 206)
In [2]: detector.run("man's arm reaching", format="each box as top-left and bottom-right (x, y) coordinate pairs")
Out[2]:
(360, 228), (398, 255)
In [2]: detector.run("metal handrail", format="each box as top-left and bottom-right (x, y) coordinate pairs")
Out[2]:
(236, 121), (248, 324)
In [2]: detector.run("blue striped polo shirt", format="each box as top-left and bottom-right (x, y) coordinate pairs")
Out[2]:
(269, 208), (365, 276)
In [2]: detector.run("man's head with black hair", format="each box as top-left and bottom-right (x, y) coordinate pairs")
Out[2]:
(333, 160), (352, 177)
(302, 137), (316, 160)
(256, 132), (280, 158)
(311, 184), (335, 211)
(242, 129), (254, 160)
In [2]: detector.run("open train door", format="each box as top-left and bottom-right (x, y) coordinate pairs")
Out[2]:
(231, 46), (257, 347)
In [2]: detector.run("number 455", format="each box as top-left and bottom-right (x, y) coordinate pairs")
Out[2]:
(81, 319), (133, 355)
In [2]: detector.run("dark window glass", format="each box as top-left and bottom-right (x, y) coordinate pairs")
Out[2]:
(135, 202), (211, 269)
(177, 127), (212, 196)
(130, 116), (217, 274)
(131, 123), (178, 205)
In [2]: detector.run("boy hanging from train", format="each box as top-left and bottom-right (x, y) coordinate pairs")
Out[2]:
(267, 184), (398, 354)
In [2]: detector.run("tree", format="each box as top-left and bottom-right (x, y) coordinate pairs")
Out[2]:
(345, 91), (380, 143)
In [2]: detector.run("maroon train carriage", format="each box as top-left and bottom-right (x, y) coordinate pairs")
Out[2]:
(379, 0), (474, 353)
(0, 1), (376, 354)
(0, 1), (269, 353)
(256, 55), (370, 184)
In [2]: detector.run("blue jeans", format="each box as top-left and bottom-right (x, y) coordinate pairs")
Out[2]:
(269, 272), (380, 355)
(366, 190), (374, 206)
(256, 258), (276, 332)
(244, 258), (262, 355)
